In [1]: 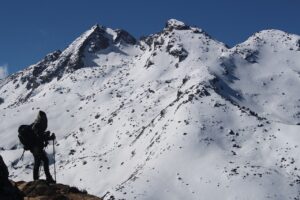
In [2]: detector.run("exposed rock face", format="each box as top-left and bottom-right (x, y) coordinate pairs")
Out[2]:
(166, 43), (188, 62)
(32, 24), (111, 81)
(114, 29), (137, 45)
(21, 50), (62, 90)
(297, 39), (300, 50)
(0, 24), (138, 104)
(15, 180), (102, 200)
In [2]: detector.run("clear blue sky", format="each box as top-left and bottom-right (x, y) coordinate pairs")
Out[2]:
(0, 0), (299, 74)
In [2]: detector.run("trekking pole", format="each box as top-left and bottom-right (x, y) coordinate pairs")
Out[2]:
(20, 149), (25, 161)
(12, 150), (25, 168)
(53, 139), (56, 182)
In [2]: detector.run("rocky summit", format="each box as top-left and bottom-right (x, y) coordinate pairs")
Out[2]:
(1, 19), (300, 199)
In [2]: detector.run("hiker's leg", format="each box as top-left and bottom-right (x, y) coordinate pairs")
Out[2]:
(41, 150), (54, 182)
(33, 153), (41, 180)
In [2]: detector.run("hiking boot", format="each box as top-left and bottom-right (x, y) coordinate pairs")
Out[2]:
(46, 176), (56, 184)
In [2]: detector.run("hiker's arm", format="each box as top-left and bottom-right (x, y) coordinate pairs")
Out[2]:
(49, 133), (56, 140)
(45, 131), (55, 141)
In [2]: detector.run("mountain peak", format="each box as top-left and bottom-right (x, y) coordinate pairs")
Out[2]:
(234, 28), (300, 53)
(90, 23), (106, 32)
(90, 24), (100, 31)
(166, 19), (186, 27)
(91, 24), (100, 30)
(165, 19), (190, 30)
(248, 29), (296, 42)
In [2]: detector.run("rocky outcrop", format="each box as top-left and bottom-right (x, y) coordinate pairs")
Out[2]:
(1, 154), (101, 200)
(20, 50), (62, 90)
(114, 29), (136, 45)
(15, 180), (102, 200)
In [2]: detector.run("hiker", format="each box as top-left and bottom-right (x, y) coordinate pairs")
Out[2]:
(0, 155), (24, 200)
(18, 111), (56, 183)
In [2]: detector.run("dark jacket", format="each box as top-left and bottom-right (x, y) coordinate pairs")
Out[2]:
(32, 111), (48, 149)
(30, 111), (55, 150)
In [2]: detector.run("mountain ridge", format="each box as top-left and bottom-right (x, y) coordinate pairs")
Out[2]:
(1, 19), (300, 200)
(3, 20), (299, 83)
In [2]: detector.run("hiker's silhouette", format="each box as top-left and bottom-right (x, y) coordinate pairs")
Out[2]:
(18, 111), (56, 183)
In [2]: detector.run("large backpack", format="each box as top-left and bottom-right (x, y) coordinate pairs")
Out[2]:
(18, 125), (36, 150)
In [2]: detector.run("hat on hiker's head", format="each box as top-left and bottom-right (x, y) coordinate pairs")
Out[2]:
(33, 110), (48, 133)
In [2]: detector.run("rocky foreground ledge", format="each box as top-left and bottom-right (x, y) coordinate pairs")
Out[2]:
(13, 180), (102, 200)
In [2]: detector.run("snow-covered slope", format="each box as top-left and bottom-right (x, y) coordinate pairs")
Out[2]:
(1, 19), (300, 200)
(229, 30), (300, 125)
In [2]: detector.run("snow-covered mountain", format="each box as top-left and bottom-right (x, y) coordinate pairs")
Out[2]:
(1, 19), (300, 200)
